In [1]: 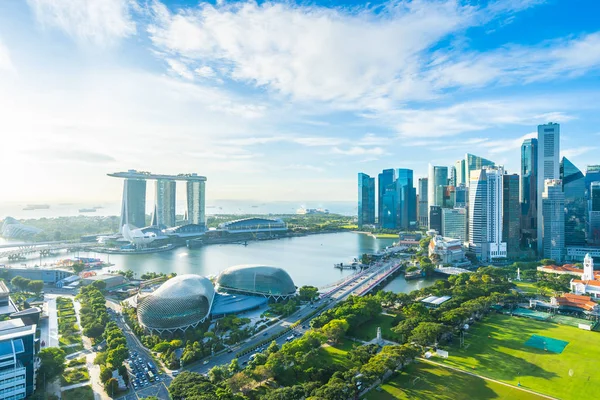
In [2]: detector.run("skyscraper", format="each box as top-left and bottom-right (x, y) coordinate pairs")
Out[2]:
(449, 166), (457, 186)
(503, 174), (520, 259)
(429, 206), (442, 235)
(120, 179), (147, 229)
(378, 169), (395, 224)
(542, 179), (565, 262)
(153, 179), (177, 227)
(396, 169), (417, 230)
(455, 159), (466, 186)
(358, 173), (375, 227)
(589, 182), (600, 245)
(585, 165), (600, 194)
(464, 153), (495, 189)
(381, 187), (397, 229)
(428, 165), (448, 229)
(560, 157), (586, 246)
(442, 208), (467, 242)
(187, 178), (206, 228)
(537, 123), (560, 255)
(454, 184), (468, 208)
(418, 178), (428, 228)
(520, 138), (538, 252)
(469, 166), (507, 262)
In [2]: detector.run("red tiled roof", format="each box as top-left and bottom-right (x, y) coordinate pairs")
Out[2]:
(572, 279), (600, 288)
(541, 264), (583, 274)
(556, 293), (598, 311)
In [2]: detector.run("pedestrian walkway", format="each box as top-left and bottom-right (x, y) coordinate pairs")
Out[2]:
(47, 296), (59, 347)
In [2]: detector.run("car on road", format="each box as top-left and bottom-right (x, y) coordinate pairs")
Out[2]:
(203, 360), (209, 365)
(172, 371), (180, 376)
(262, 332), (268, 336)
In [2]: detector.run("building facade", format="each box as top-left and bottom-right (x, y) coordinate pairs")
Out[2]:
(120, 179), (147, 229)
(358, 173), (376, 227)
(0, 319), (37, 398)
(503, 174), (520, 259)
(186, 178), (206, 228)
(395, 169), (417, 230)
(418, 178), (428, 228)
(521, 138), (538, 253)
(378, 169), (395, 224)
(429, 235), (465, 265)
(589, 182), (600, 245)
(429, 206), (442, 235)
(469, 166), (507, 262)
(154, 179), (176, 228)
(542, 179), (565, 262)
(442, 208), (467, 242)
(464, 153), (495, 189)
(537, 123), (560, 255)
(561, 157), (586, 246)
(428, 165), (448, 229)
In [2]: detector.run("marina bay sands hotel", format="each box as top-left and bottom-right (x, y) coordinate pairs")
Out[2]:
(108, 170), (207, 230)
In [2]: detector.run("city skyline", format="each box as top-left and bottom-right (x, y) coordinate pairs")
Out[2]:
(1, 1), (600, 203)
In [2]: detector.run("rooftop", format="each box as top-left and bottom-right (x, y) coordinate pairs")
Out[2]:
(421, 295), (452, 306)
(0, 318), (36, 340)
(108, 170), (206, 181)
(0, 281), (8, 294)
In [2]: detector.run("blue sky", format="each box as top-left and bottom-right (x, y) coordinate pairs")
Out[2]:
(0, 0), (599, 204)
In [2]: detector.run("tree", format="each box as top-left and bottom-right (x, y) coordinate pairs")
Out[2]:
(153, 342), (171, 353)
(106, 377), (120, 395)
(100, 366), (113, 384)
(298, 286), (319, 302)
(91, 280), (107, 291)
(106, 345), (129, 368)
(228, 358), (241, 375)
(83, 322), (105, 339)
(208, 365), (227, 383)
(321, 319), (349, 344)
(38, 347), (66, 380)
(540, 258), (557, 266)
(267, 340), (279, 355)
(27, 280), (44, 294)
(71, 262), (85, 274)
(409, 322), (445, 346)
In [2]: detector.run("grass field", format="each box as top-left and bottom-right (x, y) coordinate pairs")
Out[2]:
(364, 362), (545, 400)
(320, 339), (357, 369)
(439, 313), (600, 399)
(62, 385), (94, 400)
(513, 281), (540, 294)
(349, 313), (402, 342)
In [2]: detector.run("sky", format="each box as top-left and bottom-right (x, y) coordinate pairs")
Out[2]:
(0, 0), (599, 205)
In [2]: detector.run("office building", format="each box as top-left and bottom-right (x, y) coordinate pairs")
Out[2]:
(429, 206), (442, 235)
(449, 166), (457, 186)
(186, 177), (206, 228)
(0, 319), (37, 398)
(589, 182), (600, 245)
(560, 157), (586, 246)
(109, 170), (207, 232)
(418, 178), (428, 228)
(428, 165), (448, 230)
(537, 123), (560, 254)
(378, 169), (395, 224)
(381, 187), (397, 229)
(396, 169), (417, 230)
(120, 178), (147, 229)
(358, 173), (376, 227)
(455, 159), (466, 186)
(585, 165), (600, 194)
(442, 208), (467, 242)
(469, 166), (507, 262)
(503, 174), (520, 259)
(464, 153), (495, 189)
(542, 179), (565, 262)
(153, 179), (176, 228)
(520, 138), (538, 253)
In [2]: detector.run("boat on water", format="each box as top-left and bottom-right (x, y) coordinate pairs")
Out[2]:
(22, 204), (50, 210)
(404, 270), (425, 280)
(79, 208), (97, 213)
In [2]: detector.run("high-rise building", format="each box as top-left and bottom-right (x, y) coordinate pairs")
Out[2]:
(589, 182), (600, 245)
(449, 166), (457, 186)
(153, 179), (177, 228)
(396, 169), (417, 230)
(455, 159), (466, 186)
(520, 138), (538, 253)
(381, 187), (397, 229)
(560, 157), (586, 246)
(469, 166), (507, 262)
(418, 178), (428, 228)
(464, 153), (495, 189)
(442, 208), (467, 242)
(120, 178), (147, 229)
(428, 165), (448, 229)
(585, 165), (600, 194)
(358, 173), (376, 227)
(187, 178), (206, 228)
(537, 123), (560, 254)
(429, 206), (442, 235)
(542, 179), (565, 262)
(0, 318), (37, 398)
(454, 184), (468, 208)
(378, 169), (395, 224)
(503, 174), (520, 259)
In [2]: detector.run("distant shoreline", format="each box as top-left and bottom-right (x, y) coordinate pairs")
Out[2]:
(353, 231), (399, 239)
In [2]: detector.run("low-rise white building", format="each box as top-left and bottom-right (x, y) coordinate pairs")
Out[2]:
(428, 235), (465, 265)
(570, 254), (600, 299)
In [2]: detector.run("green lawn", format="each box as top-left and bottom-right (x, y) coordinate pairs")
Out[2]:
(439, 313), (600, 399)
(364, 362), (544, 400)
(319, 339), (358, 369)
(350, 313), (402, 342)
(513, 281), (540, 295)
(62, 385), (94, 400)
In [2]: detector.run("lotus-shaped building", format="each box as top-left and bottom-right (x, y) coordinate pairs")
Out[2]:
(137, 274), (215, 333)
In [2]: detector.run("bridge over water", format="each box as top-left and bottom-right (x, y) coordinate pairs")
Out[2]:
(0, 241), (90, 260)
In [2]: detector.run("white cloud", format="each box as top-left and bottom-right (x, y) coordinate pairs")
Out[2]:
(27, 0), (136, 45)
(195, 66), (216, 78)
(0, 38), (13, 71)
(481, 132), (537, 154)
(166, 58), (194, 80)
(562, 147), (597, 159)
(332, 146), (385, 156)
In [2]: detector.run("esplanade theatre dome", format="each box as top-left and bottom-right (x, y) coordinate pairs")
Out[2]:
(137, 274), (215, 333)
(215, 265), (296, 299)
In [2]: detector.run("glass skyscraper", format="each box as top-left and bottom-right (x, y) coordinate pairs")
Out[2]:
(560, 157), (586, 246)
(520, 138), (538, 252)
(537, 123), (560, 255)
(187, 179), (206, 229)
(381, 187), (397, 229)
(418, 178), (428, 228)
(120, 179), (147, 229)
(503, 174), (520, 259)
(429, 206), (442, 235)
(542, 179), (565, 262)
(442, 207), (467, 242)
(377, 169), (395, 224)
(358, 173), (375, 227)
(464, 153), (495, 189)
(589, 182), (600, 245)
(396, 168), (417, 230)
(428, 165), (448, 230)
(154, 179), (177, 228)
